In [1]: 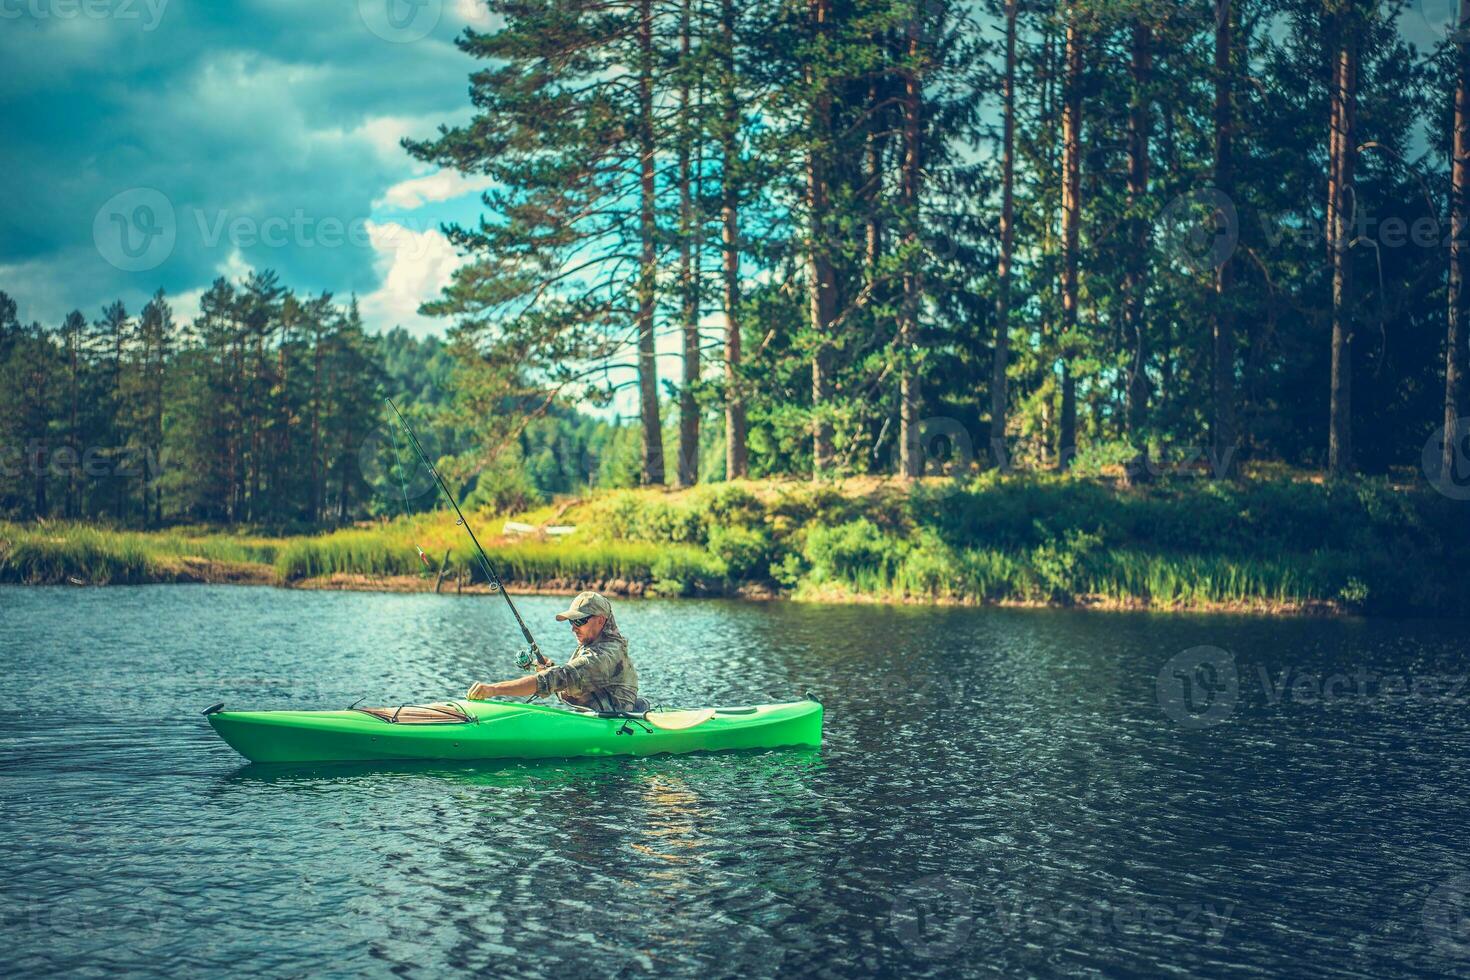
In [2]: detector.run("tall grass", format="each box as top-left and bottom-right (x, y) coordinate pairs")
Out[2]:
(5, 473), (1464, 614)
(0, 522), (285, 584)
(271, 524), (723, 591)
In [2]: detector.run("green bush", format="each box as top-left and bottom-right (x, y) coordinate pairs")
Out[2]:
(895, 530), (962, 597)
(707, 524), (773, 580)
(804, 518), (898, 586)
(462, 454), (540, 515)
(702, 484), (764, 526)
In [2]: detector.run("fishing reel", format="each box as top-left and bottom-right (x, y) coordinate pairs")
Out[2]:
(515, 646), (552, 672)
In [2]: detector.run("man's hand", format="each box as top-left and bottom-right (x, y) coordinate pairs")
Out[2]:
(466, 674), (540, 700)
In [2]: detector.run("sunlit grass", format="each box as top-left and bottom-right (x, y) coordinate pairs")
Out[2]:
(3, 472), (1463, 615)
(0, 522), (285, 584)
(272, 525), (721, 589)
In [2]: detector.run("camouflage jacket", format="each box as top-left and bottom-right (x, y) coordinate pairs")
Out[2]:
(535, 617), (641, 712)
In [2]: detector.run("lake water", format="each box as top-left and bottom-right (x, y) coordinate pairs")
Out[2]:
(2, 585), (1469, 977)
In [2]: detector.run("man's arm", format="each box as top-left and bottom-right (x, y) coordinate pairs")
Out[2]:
(466, 675), (539, 700)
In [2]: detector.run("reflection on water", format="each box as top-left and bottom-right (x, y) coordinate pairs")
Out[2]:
(2, 585), (1469, 977)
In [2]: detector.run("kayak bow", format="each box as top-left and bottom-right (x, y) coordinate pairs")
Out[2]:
(204, 698), (823, 764)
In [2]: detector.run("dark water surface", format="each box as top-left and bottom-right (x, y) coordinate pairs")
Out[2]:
(3, 585), (1469, 977)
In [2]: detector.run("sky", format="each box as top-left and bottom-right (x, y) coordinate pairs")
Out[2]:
(1, 0), (502, 339)
(0, 0), (1458, 417)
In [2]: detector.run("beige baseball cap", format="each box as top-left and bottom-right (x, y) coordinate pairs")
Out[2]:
(554, 591), (612, 621)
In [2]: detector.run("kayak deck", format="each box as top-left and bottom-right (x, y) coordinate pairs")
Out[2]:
(206, 698), (823, 764)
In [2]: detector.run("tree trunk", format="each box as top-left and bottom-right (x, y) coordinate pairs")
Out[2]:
(1327, 11), (1358, 476)
(31, 366), (47, 517)
(1123, 17), (1152, 484)
(231, 332), (244, 521)
(1445, 25), (1469, 479)
(1212, 0), (1237, 478)
(249, 329), (264, 521)
(337, 458), (349, 524)
(1038, 18), (1056, 469)
(721, 0), (748, 479)
(992, 0), (1017, 473)
(155, 306), (169, 525)
(637, 0), (666, 486)
(676, 0), (699, 487)
(67, 320), (79, 518)
(807, 0), (837, 478)
(1058, 4), (1082, 469)
(310, 333), (322, 523)
(898, 32), (923, 479)
(865, 77), (885, 274)
(113, 317), (125, 521)
(1326, 12), (1341, 273)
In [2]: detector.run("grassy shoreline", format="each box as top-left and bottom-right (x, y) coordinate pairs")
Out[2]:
(2, 473), (1465, 617)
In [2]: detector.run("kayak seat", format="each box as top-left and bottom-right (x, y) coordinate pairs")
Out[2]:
(354, 702), (473, 725)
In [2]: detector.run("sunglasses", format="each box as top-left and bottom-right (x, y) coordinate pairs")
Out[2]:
(566, 616), (591, 628)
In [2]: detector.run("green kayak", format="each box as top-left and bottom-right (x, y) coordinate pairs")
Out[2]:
(205, 697), (823, 764)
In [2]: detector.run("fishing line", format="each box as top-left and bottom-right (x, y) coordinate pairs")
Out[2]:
(385, 397), (548, 671)
(388, 413), (432, 568)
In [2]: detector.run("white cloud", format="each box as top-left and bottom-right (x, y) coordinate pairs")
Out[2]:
(166, 285), (206, 327)
(162, 248), (251, 327)
(216, 246), (254, 281)
(356, 220), (460, 336)
(311, 114), (453, 172)
(453, 0), (497, 27)
(375, 169), (495, 210)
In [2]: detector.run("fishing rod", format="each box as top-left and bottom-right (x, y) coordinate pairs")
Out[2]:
(384, 397), (549, 670)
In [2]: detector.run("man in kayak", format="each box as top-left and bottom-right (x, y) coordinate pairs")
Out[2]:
(466, 591), (647, 712)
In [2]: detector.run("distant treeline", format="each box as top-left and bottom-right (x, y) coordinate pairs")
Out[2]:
(0, 277), (658, 527)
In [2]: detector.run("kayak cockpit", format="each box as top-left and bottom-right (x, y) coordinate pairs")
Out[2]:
(351, 702), (474, 725)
